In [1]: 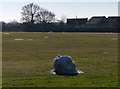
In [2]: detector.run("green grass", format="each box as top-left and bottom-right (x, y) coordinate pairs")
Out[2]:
(2, 32), (118, 87)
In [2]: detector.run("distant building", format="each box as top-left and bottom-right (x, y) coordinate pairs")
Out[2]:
(66, 16), (120, 32)
(107, 16), (120, 28)
(84, 16), (107, 28)
(67, 18), (88, 28)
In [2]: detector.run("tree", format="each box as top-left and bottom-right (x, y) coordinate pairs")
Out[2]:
(21, 3), (40, 23)
(36, 9), (55, 23)
(21, 3), (55, 23)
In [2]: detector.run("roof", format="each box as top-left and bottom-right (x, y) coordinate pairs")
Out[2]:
(67, 18), (88, 20)
(85, 16), (106, 25)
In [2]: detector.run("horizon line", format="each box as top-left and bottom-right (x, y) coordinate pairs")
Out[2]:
(0, 15), (119, 23)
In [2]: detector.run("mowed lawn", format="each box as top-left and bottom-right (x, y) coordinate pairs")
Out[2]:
(2, 32), (118, 87)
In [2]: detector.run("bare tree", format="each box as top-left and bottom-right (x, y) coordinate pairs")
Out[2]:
(36, 9), (55, 23)
(21, 3), (55, 23)
(21, 3), (40, 23)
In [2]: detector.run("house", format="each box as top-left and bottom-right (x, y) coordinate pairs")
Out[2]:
(67, 18), (88, 28)
(84, 16), (107, 28)
(107, 16), (120, 28)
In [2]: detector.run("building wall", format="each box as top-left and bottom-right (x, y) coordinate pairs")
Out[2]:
(67, 18), (88, 28)
(107, 17), (120, 28)
(67, 16), (120, 29)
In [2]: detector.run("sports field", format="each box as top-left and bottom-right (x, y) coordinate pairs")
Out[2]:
(2, 32), (118, 87)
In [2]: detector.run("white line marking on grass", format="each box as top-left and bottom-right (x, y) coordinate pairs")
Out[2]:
(44, 36), (48, 39)
(14, 39), (34, 41)
(104, 52), (110, 54)
(3, 33), (10, 35)
(14, 39), (24, 40)
(112, 38), (118, 40)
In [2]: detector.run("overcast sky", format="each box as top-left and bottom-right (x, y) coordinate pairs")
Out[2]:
(0, 0), (119, 22)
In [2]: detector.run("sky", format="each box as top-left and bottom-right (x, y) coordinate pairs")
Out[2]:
(0, 0), (119, 22)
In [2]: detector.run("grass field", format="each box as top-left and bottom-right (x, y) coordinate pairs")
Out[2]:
(2, 32), (118, 87)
